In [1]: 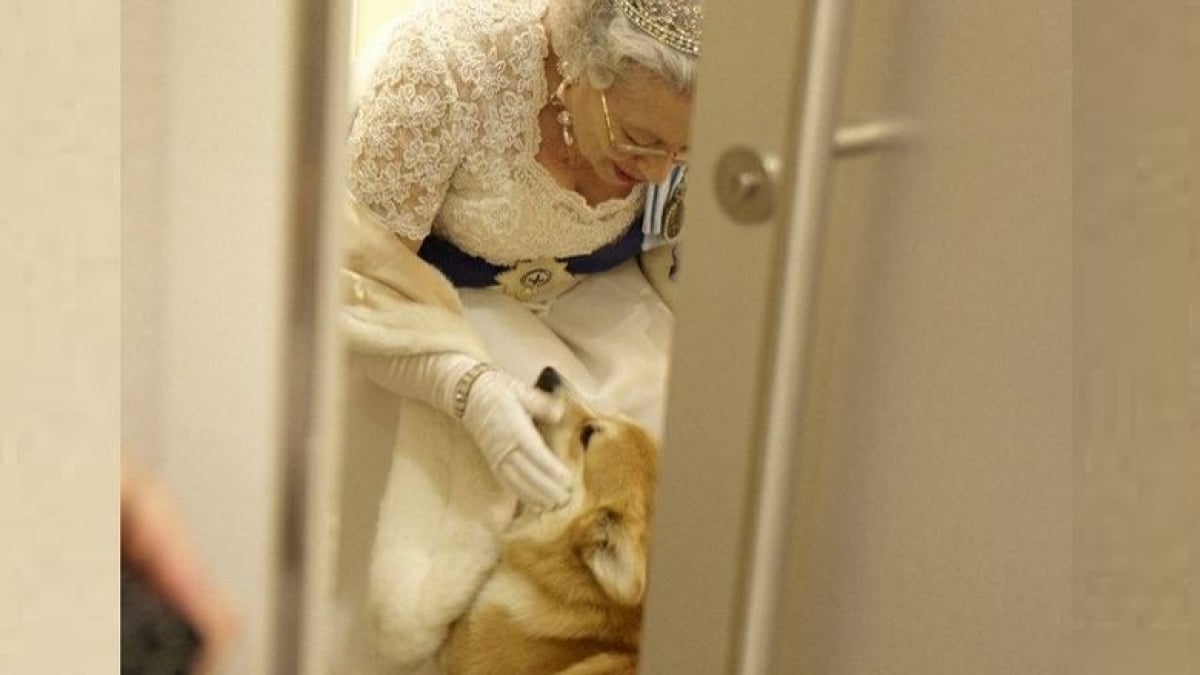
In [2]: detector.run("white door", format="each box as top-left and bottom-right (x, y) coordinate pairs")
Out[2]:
(122, 0), (350, 673)
(641, 1), (1072, 673)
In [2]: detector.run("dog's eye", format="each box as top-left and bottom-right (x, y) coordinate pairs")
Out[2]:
(579, 424), (598, 449)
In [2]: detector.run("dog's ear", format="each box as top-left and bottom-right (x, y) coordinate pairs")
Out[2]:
(575, 506), (647, 606)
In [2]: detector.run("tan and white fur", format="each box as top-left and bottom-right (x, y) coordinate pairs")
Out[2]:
(440, 367), (660, 675)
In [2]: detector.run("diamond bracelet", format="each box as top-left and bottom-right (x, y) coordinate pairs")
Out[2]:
(453, 362), (495, 419)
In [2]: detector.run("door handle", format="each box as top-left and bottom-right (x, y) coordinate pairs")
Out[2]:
(833, 119), (916, 155)
(735, 0), (856, 673)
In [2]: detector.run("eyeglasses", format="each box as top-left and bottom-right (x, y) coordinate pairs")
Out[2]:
(599, 90), (688, 165)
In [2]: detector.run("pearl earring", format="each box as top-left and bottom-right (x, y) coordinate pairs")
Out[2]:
(553, 60), (575, 146)
(555, 84), (575, 146)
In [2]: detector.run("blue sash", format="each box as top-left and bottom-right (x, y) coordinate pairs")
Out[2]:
(417, 220), (645, 289)
(418, 165), (686, 289)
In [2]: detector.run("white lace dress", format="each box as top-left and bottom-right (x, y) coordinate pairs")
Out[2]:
(346, 0), (673, 434)
(335, 3), (673, 671)
(348, 0), (642, 265)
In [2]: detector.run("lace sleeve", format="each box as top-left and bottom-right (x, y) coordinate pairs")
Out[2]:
(347, 22), (465, 240)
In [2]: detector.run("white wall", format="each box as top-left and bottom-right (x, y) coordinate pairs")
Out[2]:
(1, 1), (120, 673)
(351, 0), (415, 58)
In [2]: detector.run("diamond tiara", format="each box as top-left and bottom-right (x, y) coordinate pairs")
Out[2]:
(614, 0), (703, 57)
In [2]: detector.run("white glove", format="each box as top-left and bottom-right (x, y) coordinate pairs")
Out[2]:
(360, 352), (572, 509)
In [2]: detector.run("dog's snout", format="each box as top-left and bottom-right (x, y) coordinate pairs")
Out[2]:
(535, 367), (562, 394)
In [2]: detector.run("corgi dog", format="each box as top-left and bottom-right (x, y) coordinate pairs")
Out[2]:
(440, 367), (660, 675)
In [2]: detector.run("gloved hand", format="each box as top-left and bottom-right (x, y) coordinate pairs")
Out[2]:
(360, 352), (572, 509)
(457, 366), (572, 508)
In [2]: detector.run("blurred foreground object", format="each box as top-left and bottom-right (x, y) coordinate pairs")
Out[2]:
(121, 464), (239, 673)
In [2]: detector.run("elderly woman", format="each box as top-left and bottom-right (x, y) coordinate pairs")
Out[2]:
(339, 0), (700, 669)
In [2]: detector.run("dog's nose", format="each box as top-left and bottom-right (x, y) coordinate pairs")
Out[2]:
(535, 367), (562, 393)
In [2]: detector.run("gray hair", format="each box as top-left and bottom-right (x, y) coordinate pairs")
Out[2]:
(545, 0), (700, 94)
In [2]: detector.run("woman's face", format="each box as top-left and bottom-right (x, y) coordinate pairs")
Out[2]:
(570, 70), (692, 186)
